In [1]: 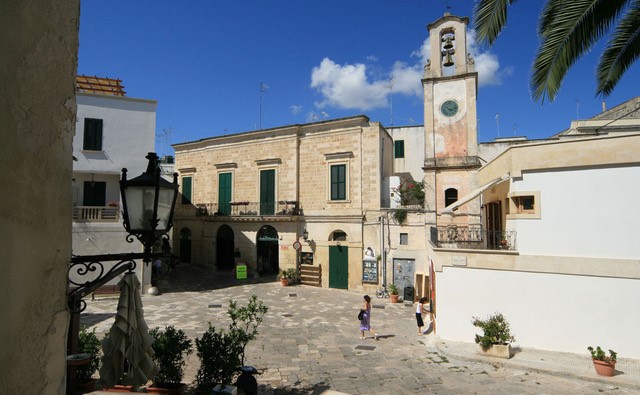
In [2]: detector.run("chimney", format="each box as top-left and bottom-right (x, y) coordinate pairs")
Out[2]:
(602, 100), (606, 112)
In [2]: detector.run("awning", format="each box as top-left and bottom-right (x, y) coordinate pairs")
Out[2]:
(441, 173), (510, 215)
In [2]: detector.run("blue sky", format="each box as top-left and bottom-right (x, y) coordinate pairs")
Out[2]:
(79, 1), (639, 156)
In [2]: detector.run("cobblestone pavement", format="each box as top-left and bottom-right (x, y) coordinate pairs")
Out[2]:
(82, 266), (637, 394)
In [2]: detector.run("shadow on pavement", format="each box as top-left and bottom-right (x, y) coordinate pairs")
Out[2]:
(158, 263), (279, 293)
(259, 382), (333, 395)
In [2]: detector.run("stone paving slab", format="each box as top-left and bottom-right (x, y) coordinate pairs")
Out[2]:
(82, 266), (640, 394)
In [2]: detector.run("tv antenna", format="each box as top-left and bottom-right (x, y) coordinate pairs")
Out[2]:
(495, 113), (501, 138)
(259, 83), (269, 130)
(388, 78), (396, 126)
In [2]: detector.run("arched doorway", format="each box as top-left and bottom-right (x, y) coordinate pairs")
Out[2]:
(179, 227), (191, 263)
(216, 225), (235, 270)
(256, 225), (279, 275)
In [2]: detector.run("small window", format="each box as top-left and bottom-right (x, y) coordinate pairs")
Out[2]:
(330, 164), (346, 201)
(83, 118), (103, 151)
(445, 188), (458, 207)
(507, 191), (540, 219)
(399, 233), (408, 245)
(394, 140), (405, 158)
(332, 231), (347, 241)
(181, 176), (193, 205)
(514, 195), (535, 214)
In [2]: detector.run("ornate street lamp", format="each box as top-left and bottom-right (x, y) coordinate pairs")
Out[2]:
(119, 152), (179, 257)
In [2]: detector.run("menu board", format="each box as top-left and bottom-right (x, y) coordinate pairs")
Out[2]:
(301, 252), (314, 265)
(362, 258), (378, 284)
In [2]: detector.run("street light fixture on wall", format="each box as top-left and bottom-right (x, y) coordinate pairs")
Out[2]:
(302, 227), (309, 241)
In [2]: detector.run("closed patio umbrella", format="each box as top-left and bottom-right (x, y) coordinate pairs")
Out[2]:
(99, 272), (157, 389)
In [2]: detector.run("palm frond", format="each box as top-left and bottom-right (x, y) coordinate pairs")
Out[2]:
(531, 0), (629, 102)
(596, 1), (640, 96)
(474, 0), (519, 46)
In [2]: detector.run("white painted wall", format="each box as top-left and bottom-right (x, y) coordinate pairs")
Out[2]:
(437, 266), (640, 358)
(74, 93), (156, 177)
(389, 125), (424, 182)
(72, 93), (157, 291)
(509, 166), (640, 259)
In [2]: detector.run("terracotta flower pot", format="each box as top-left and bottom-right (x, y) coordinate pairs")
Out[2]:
(390, 294), (399, 303)
(592, 359), (616, 377)
(280, 278), (289, 286)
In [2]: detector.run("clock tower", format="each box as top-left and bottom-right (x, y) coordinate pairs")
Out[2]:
(422, 13), (481, 226)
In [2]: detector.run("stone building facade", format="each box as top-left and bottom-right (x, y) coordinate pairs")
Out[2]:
(172, 116), (396, 293)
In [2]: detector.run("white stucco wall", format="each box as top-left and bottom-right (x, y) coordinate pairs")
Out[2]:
(74, 93), (157, 177)
(437, 266), (640, 358)
(509, 166), (640, 259)
(389, 125), (425, 182)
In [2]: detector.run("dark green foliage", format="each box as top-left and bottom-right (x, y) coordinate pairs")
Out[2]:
(393, 209), (407, 224)
(472, 312), (515, 351)
(149, 325), (193, 386)
(195, 295), (268, 391)
(195, 323), (242, 390)
(77, 326), (101, 382)
(588, 346), (617, 363)
(398, 181), (425, 207)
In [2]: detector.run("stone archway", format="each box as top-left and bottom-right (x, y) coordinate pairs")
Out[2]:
(216, 224), (235, 270)
(256, 225), (279, 275)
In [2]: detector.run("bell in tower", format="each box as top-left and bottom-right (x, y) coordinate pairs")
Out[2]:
(441, 33), (455, 68)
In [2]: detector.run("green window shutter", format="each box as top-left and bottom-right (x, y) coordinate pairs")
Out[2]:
(82, 181), (106, 206)
(218, 173), (232, 215)
(260, 169), (275, 215)
(394, 140), (405, 158)
(83, 118), (103, 150)
(330, 164), (346, 200)
(181, 176), (192, 205)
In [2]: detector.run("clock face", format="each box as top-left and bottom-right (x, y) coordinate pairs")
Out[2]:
(440, 100), (459, 117)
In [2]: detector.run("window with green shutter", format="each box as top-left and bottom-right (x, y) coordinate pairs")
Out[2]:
(394, 140), (405, 158)
(83, 118), (103, 151)
(181, 176), (192, 205)
(218, 173), (232, 215)
(260, 169), (275, 215)
(330, 164), (346, 200)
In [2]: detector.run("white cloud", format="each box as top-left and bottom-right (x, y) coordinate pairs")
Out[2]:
(291, 105), (303, 115)
(311, 58), (389, 111)
(309, 29), (509, 111)
(366, 55), (379, 62)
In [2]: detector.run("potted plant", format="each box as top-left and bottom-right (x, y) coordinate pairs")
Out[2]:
(147, 325), (193, 394)
(278, 268), (296, 286)
(388, 283), (399, 303)
(472, 312), (515, 359)
(73, 326), (101, 391)
(588, 346), (617, 376)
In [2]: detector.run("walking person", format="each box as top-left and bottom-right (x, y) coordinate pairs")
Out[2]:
(416, 297), (429, 335)
(359, 295), (378, 340)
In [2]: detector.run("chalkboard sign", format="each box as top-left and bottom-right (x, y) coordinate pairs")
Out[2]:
(362, 258), (378, 284)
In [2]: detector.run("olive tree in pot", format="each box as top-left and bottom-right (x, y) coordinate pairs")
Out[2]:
(472, 312), (515, 359)
(147, 325), (193, 394)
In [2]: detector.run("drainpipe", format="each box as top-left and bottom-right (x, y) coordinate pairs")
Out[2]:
(380, 215), (386, 289)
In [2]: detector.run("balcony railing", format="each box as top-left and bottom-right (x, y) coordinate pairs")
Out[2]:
(73, 206), (119, 222)
(431, 225), (517, 251)
(195, 201), (302, 217)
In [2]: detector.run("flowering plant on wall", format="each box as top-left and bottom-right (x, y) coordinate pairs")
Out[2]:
(393, 180), (426, 207)
(107, 200), (119, 207)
